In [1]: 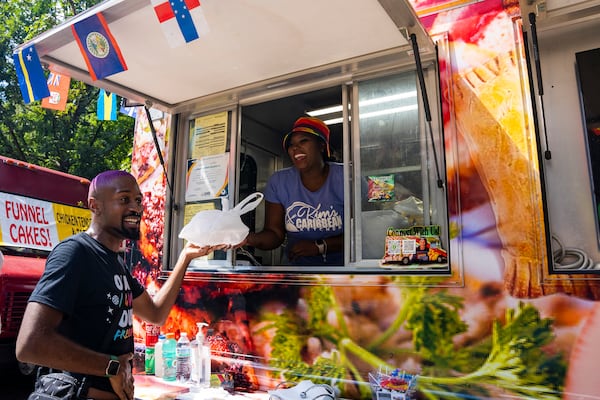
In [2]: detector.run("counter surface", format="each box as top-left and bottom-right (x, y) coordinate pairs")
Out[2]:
(134, 375), (269, 400)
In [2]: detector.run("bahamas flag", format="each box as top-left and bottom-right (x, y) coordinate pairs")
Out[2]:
(72, 12), (127, 81)
(97, 89), (117, 121)
(13, 45), (50, 104)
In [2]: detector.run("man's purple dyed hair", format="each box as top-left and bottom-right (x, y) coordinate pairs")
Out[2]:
(88, 170), (135, 201)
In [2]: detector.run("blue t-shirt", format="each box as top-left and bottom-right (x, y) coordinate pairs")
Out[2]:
(264, 162), (344, 266)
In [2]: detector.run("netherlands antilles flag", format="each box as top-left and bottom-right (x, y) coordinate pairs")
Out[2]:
(13, 45), (50, 104)
(151, 0), (210, 48)
(72, 12), (127, 81)
(97, 89), (117, 121)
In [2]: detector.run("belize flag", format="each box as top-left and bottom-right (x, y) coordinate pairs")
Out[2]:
(97, 89), (117, 121)
(13, 45), (50, 104)
(151, 0), (210, 48)
(72, 12), (127, 81)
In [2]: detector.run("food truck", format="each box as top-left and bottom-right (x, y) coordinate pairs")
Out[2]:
(0, 156), (90, 373)
(15, 0), (600, 398)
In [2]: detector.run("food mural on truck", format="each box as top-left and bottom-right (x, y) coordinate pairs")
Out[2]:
(128, 1), (600, 398)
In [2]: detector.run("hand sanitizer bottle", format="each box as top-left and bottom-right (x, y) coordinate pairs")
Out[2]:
(201, 329), (212, 387)
(191, 322), (209, 391)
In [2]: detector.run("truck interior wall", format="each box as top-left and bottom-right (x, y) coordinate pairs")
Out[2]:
(536, 17), (600, 264)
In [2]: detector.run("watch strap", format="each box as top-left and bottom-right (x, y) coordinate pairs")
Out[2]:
(315, 240), (325, 254)
(315, 239), (327, 261)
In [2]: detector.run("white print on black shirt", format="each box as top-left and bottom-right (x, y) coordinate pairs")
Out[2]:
(106, 273), (134, 341)
(285, 201), (342, 233)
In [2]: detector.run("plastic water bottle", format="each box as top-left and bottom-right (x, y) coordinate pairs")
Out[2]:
(162, 333), (177, 382)
(176, 332), (192, 382)
(154, 334), (166, 378)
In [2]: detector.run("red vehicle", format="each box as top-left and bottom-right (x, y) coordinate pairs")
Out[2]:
(0, 156), (90, 373)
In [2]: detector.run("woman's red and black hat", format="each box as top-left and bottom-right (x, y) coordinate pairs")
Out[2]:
(282, 116), (331, 157)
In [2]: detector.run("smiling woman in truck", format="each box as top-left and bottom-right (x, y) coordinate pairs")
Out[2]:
(241, 116), (344, 266)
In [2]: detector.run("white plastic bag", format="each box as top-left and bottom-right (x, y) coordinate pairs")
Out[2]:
(179, 193), (263, 246)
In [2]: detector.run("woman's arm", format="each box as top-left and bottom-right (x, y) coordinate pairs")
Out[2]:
(245, 201), (286, 250)
(321, 233), (343, 254)
(287, 233), (343, 261)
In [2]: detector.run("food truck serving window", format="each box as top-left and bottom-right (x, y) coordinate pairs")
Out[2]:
(12, 0), (453, 275)
(175, 65), (452, 274)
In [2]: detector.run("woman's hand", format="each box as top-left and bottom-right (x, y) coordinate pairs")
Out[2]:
(288, 239), (320, 261)
(231, 235), (250, 249)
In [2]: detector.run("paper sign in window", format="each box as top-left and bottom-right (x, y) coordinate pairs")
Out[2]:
(185, 153), (229, 202)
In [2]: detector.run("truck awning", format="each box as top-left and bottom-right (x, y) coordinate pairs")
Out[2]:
(16, 0), (436, 113)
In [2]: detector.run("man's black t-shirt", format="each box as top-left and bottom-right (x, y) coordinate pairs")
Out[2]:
(29, 233), (145, 392)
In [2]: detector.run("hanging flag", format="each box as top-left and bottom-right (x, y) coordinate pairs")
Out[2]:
(13, 45), (50, 104)
(120, 105), (138, 118)
(121, 98), (142, 118)
(42, 68), (71, 111)
(97, 89), (117, 121)
(72, 12), (128, 81)
(151, 0), (210, 48)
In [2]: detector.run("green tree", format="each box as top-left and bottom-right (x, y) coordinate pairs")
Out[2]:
(0, 0), (134, 180)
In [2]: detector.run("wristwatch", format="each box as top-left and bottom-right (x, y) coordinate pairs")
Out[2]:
(105, 355), (120, 377)
(315, 239), (327, 261)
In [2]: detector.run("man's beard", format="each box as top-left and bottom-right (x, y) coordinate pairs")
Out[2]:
(112, 223), (140, 240)
(117, 213), (142, 240)
(120, 225), (141, 240)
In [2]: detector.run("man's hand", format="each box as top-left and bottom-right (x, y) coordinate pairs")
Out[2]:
(181, 242), (230, 260)
(109, 353), (134, 400)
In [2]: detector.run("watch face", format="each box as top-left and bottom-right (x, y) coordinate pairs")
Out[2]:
(107, 359), (120, 376)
